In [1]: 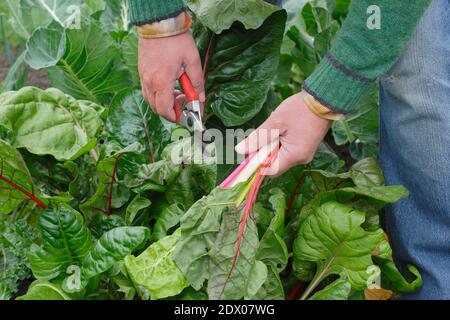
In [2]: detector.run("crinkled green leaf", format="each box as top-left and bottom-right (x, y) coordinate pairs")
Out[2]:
(0, 219), (37, 299)
(0, 139), (45, 214)
(293, 259), (316, 282)
(194, 10), (286, 126)
(339, 186), (409, 204)
(100, 0), (131, 32)
(125, 229), (188, 300)
(82, 226), (150, 280)
(106, 89), (170, 177)
(186, 0), (280, 34)
(128, 159), (181, 189)
(309, 278), (351, 300)
(125, 193), (151, 226)
(80, 144), (140, 222)
(173, 184), (246, 290)
(166, 161), (217, 209)
(348, 158), (384, 187)
(374, 257), (423, 293)
(29, 205), (92, 280)
(89, 214), (126, 239)
(244, 260), (267, 298)
(127, 137), (216, 208)
(153, 203), (184, 241)
(207, 206), (259, 300)
(3, 0), (51, 39)
(0, 87), (103, 160)
(332, 87), (379, 160)
(120, 32), (139, 85)
(16, 280), (71, 300)
(25, 21), (131, 104)
(62, 158), (96, 206)
(251, 265), (285, 300)
(293, 202), (384, 298)
(256, 189), (288, 272)
(25, 27), (66, 69)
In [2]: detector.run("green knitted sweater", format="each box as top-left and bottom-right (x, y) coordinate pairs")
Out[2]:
(129, 0), (432, 113)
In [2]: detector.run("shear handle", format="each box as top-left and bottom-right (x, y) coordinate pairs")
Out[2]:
(179, 72), (199, 102)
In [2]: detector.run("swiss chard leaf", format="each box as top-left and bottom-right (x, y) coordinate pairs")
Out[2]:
(207, 205), (260, 300)
(186, 0), (280, 34)
(16, 280), (72, 300)
(256, 189), (289, 272)
(194, 10), (286, 126)
(0, 139), (46, 213)
(25, 20), (131, 104)
(173, 184), (246, 290)
(29, 205), (93, 280)
(309, 278), (351, 300)
(153, 203), (185, 241)
(293, 202), (384, 299)
(82, 226), (150, 280)
(250, 265), (285, 300)
(125, 193), (151, 226)
(373, 257), (423, 294)
(332, 87), (379, 160)
(0, 87), (103, 161)
(80, 144), (141, 222)
(125, 229), (188, 300)
(106, 89), (170, 177)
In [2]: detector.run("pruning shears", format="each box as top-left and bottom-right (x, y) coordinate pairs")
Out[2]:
(174, 73), (214, 157)
(174, 72), (206, 134)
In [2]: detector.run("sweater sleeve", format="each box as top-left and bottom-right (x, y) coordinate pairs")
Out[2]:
(302, 0), (432, 114)
(129, 0), (186, 26)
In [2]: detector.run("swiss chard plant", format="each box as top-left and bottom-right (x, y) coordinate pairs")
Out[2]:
(0, 0), (421, 300)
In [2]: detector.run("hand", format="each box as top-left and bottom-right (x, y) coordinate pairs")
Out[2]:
(235, 92), (331, 176)
(138, 31), (205, 122)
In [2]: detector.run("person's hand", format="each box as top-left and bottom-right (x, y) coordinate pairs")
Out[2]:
(138, 31), (205, 122)
(235, 92), (332, 176)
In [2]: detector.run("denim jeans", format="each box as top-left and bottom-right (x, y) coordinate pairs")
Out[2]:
(379, 0), (450, 299)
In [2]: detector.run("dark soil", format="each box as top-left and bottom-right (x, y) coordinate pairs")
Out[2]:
(0, 49), (49, 89)
(11, 278), (34, 299)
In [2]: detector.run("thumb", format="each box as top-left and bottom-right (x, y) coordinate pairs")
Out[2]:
(235, 117), (280, 155)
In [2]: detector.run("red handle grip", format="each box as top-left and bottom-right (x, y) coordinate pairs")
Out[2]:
(179, 72), (199, 102)
(174, 95), (183, 124)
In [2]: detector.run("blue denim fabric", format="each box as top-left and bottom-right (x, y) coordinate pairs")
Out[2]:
(379, 0), (450, 299)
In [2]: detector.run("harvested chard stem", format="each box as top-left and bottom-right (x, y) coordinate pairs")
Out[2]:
(220, 140), (279, 189)
(219, 152), (256, 189)
(218, 146), (279, 299)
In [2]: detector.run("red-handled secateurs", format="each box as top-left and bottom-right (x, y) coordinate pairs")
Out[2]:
(174, 72), (206, 134)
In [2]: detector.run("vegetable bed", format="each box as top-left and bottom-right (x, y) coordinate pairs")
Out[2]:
(0, 0), (422, 300)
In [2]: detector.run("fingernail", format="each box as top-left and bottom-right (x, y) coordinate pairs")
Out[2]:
(199, 92), (206, 103)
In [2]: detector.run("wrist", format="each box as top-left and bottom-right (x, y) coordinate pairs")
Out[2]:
(301, 91), (345, 121)
(137, 10), (192, 39)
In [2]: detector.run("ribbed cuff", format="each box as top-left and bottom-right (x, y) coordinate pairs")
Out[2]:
(302, 54), (374, 114)
(129, 0), (186, 26)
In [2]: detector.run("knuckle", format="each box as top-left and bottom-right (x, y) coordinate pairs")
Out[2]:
(141, 72), (153, 85)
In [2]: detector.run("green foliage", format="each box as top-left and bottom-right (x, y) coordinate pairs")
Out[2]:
(28, 206), (92, 280)
(186, 0), (280, 34)
(0, 1), (421, 301)
(0, 218), (37, 299)
(194, 11), (286, 126)
(0, 87), (104, 161)
(125, 229), (188, 300)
